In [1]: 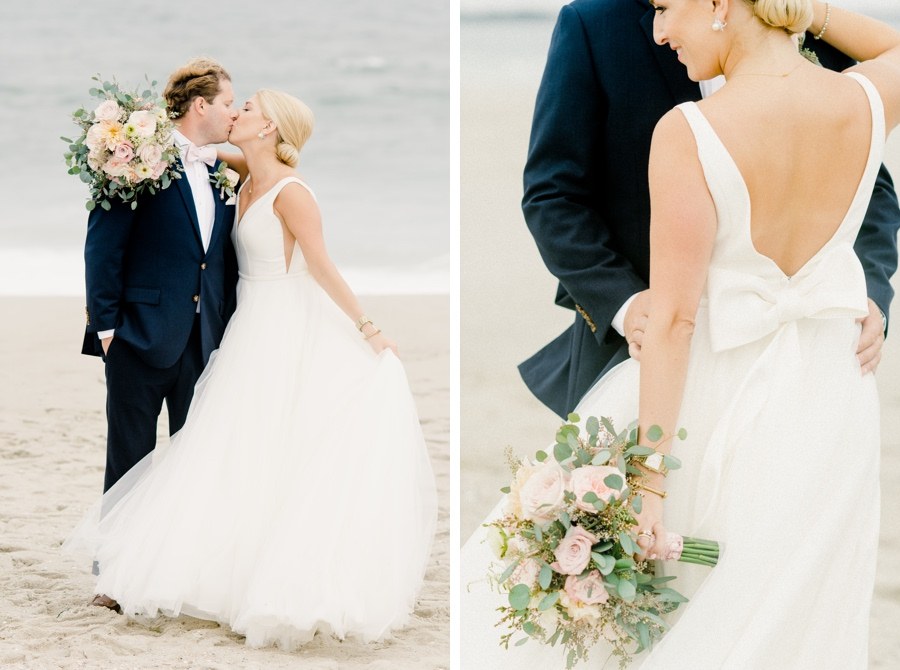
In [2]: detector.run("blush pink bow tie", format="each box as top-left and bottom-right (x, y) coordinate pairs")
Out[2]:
(185, 143), (216, 166)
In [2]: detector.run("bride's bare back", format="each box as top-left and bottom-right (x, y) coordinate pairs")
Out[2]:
(698, 66), (874, 277)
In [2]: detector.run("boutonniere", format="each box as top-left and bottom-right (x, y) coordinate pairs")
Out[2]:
(210, 162), (240, 205)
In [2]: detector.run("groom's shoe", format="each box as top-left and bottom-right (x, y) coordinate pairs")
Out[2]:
(90, 594), (121, 614)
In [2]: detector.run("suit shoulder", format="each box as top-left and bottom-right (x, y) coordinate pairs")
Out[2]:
(566, 0), (647, 25)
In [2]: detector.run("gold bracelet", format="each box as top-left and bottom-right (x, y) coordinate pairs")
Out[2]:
(638, 483), (668, 499)
(355, 315), (373, 331)
(639, 452), (669, 477)
(364, 328), (382, 340)
(814, 2), (831, 40)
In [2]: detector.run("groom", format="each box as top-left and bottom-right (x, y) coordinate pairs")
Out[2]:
(83, 58), (239, 499)
(519, 0), (900, 418)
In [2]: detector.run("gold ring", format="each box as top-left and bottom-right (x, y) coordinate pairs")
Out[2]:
(638, 531), (654, 540)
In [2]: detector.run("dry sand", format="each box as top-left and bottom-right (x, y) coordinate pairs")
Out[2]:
(0, 295), (449, 670)
(461, 20), (900, 668)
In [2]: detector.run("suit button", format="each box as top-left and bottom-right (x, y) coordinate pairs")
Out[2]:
(200, 263), (207, 270)
(193, 295), (199, 303)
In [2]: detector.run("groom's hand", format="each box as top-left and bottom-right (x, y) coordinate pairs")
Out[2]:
(857, 298), (885, 375)
(624, 290), (651, 360)
(101, 336), (114, 356)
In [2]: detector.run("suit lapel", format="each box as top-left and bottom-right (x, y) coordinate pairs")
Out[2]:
(207, 161), (228, 252)
(639, 6), (701, 105)
(173, 157), (205, 249)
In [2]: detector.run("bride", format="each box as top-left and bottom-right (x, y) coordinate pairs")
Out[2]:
(462, 1), (900, 667)
(66, 89), (437, 649)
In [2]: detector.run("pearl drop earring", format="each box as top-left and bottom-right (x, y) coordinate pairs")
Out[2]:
(258, 131), (266, 139)
(712, 17), (727, 31)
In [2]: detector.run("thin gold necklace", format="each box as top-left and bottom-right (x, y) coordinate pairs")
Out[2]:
(729, 61), (803, 79)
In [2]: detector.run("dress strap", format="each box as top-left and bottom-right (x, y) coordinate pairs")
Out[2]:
(272, 176), (318, 203)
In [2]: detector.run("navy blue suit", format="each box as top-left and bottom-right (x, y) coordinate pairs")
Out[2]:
(519, 0), (900, 418)
(83, 160), (238, 490)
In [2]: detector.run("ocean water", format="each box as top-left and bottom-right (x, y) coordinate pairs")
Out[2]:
(0, 0), (450, 295)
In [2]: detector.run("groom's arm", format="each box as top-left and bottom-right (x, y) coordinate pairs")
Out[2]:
(84, 199), (136, 337)
(808, 36), (900, 333)
(522, 4), (647, 346)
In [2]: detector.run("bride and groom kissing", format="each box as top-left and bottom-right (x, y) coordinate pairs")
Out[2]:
(463, 0), (899, 667)
(70, 57), (436, 648)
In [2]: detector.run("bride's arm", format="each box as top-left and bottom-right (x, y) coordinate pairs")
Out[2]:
(274, 183), (398, 355)
(634, 109), (717, 546)
(809, 1), (900, 130)
(215, 150), (248, 180)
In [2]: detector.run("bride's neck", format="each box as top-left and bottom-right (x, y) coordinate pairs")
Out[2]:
(241, 146), (284, 186)
(721, 28), (803, 79)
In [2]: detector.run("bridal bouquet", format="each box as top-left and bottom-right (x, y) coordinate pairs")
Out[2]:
(486, 414), (718, 669)
(63, 75), (181, 211)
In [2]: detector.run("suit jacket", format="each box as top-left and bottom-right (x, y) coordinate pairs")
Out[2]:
(82, 159), (238, 369)
(519, 0), (900, 418)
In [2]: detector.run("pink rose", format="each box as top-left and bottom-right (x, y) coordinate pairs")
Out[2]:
(508, 558), (540, 589)
(102, 159), (128, 178)
(660, 532), (684, 561)
(564, 570), (608, 605)
(150, 160), (167, 180)
(114, 141), (134, 162)
(93, 99), (122, 122)
(570, 465), (624, 512)
(138, 143), (162, 166)
(518, 462), (569, 525)
(551, 525), (597, 575)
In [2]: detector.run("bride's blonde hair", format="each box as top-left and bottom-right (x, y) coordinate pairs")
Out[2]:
(256, 89), (315, 168)
(746, 0), (813, 34)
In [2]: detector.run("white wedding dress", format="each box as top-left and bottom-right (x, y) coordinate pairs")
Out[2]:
(66, 176), (437, 649)
(461, 73), (882, 669)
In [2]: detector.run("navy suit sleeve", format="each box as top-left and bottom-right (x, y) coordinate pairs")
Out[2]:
(84, 199), (136, 333)
(522, 5), (647, 344)
(809, 36), (900, 330)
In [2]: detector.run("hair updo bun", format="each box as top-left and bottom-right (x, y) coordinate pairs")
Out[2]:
(751, 0), (813, 34)
(256, 89), (315, 168)
(275, 142), (299, 168)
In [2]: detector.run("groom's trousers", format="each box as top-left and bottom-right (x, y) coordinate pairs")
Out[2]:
(102, 314), (204, 493)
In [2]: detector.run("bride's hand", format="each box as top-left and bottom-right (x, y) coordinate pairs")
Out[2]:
(634, 487), (667, 560)
(365, 331), (399, 356)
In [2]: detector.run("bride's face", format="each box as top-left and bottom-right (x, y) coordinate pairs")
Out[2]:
(652, 0), (725, 82)
(229, 95), (270, 147)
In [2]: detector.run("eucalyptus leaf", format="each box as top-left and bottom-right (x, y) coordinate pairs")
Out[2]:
(646, 425), (663, 442)
(499, 560), (519, 584)
(554, 442), (573, 462)
(508, 583), (532, 610)
(617, 578), (637, 602)
(601, 417), (617, 435)
(500, 486), (511, 494)
(586, 415), (600, 437)
(515, 636), (529, 647)
(538, 590), (560, 611)
(539, 564), (552, 590)
(637, 621), (651, 651)
(567, 412), (580, 423)
(677, 428), (688, 440)
(604, 473), (623, 490)
(591, 449), (612, 466)
(663, 454), (682, 471)
(101, 199), (111, 211)
(625, 445), (655, 457)
(632, 494), (643, 514)
(535, 450), (548, 462)
(582, 491), (598, 505)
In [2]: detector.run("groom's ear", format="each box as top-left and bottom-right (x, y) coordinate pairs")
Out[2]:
(189, 95), (207, 118)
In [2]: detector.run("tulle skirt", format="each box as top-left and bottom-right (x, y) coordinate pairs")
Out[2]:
(461, 304), (879, 669)
(66, 271), (437, 649)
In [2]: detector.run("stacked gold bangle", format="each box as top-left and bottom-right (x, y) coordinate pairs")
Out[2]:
(355, 315), (382, 340)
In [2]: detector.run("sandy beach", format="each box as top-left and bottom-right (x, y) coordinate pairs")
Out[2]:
(461, 15), (900, 667)
(0, 294), (449, 670)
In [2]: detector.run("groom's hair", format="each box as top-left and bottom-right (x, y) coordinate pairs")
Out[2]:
(164, 57), (231, 120)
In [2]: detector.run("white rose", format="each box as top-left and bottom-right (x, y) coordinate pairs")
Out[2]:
(93, 99), (122, 122)
(484, 526), (506, 560)
(126, 110), (157, 138)
(138, 143), (162, 166)
(519, 462), (569, 526)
